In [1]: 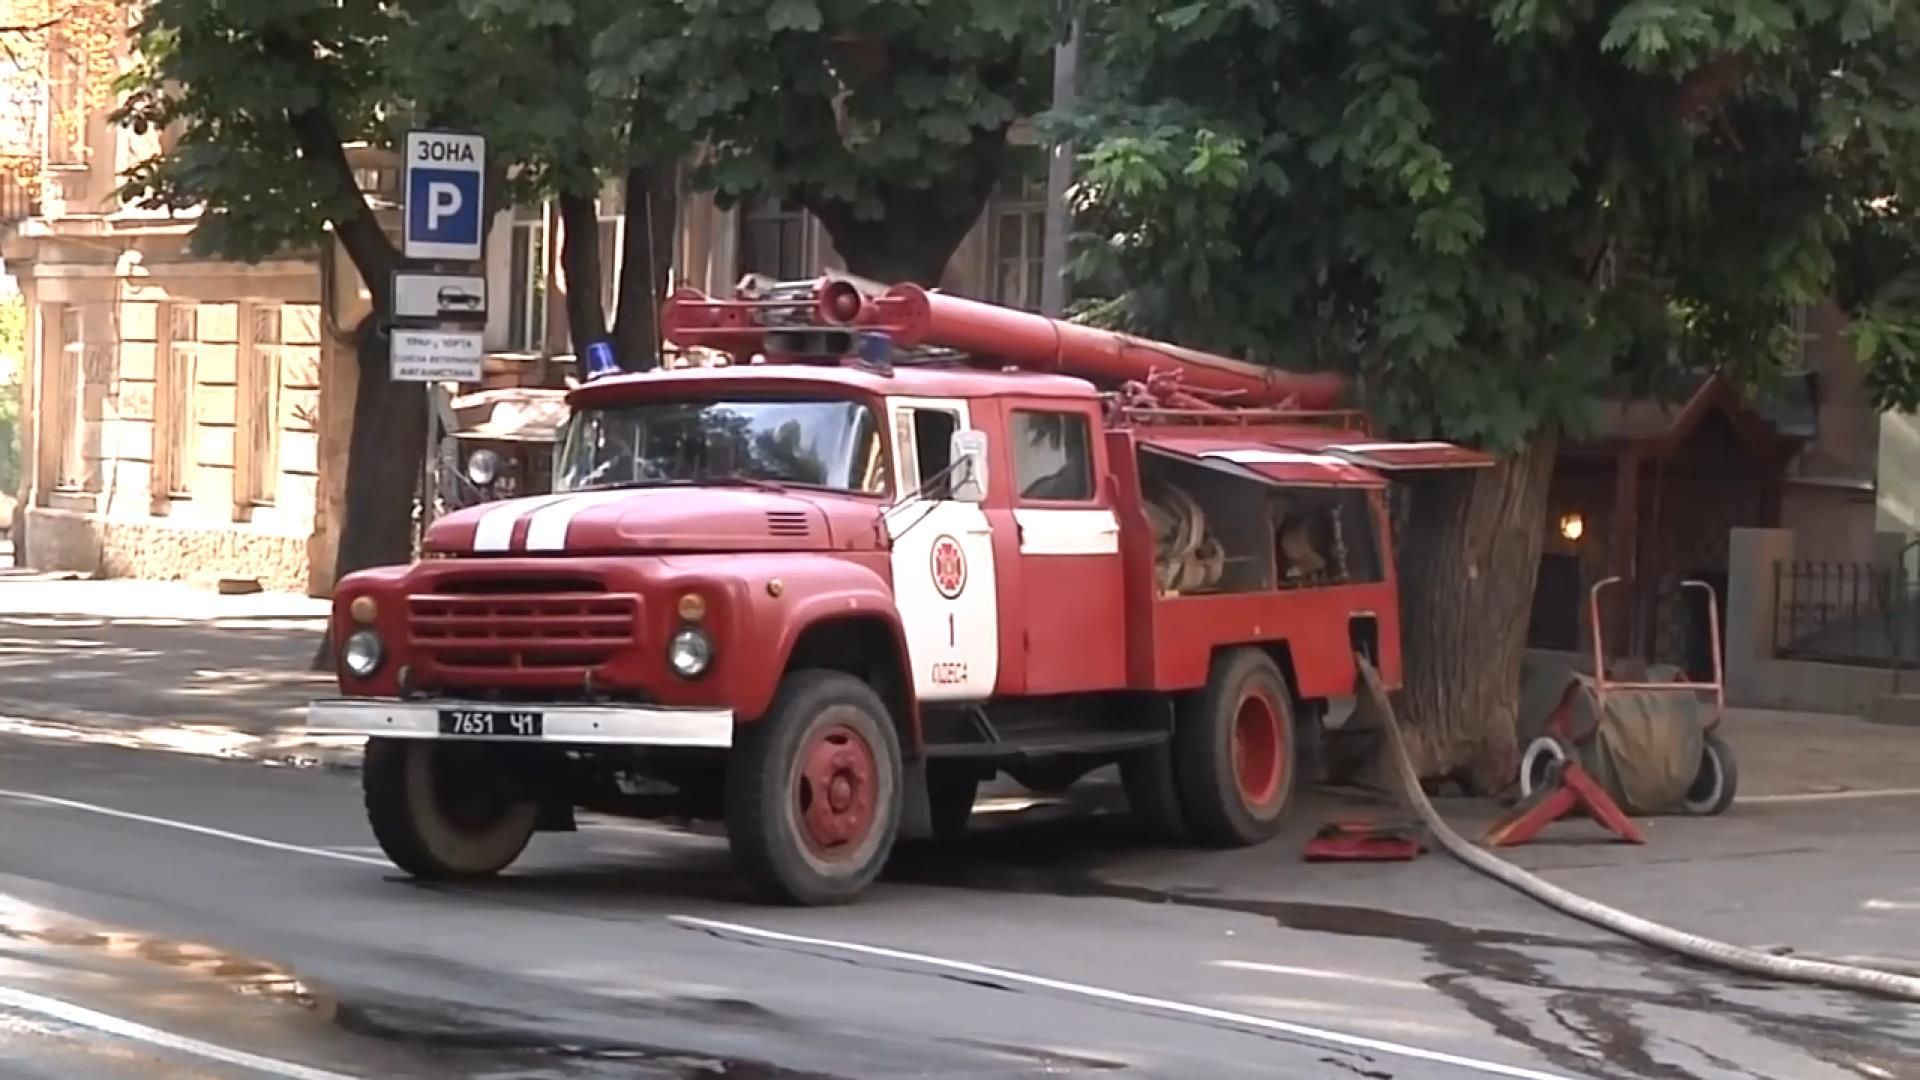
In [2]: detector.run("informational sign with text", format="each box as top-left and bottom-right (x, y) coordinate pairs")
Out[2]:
(403, 131), (486, 261)
(391, 329), (483, 382)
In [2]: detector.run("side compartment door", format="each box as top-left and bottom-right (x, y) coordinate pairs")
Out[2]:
(886, 398), (1000, 701)
(1006, 403), (1128, 695)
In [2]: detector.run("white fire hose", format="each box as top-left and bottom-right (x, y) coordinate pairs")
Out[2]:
(1357, 656), (1920, 1002)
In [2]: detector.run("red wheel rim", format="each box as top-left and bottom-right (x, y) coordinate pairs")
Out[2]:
(1232, 691), (1284, 809)
(796, 718), (879, 861)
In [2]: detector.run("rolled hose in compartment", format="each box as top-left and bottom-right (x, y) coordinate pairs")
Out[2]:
(1355, 654), (1920, 1003)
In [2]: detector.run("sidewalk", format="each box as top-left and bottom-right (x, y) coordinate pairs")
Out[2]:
(0, 571), (343, 765)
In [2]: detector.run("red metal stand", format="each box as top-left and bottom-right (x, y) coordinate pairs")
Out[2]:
(1481, 756), (1645, 848)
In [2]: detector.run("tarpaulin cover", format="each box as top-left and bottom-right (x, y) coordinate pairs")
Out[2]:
(1518, 659), (1708, 816)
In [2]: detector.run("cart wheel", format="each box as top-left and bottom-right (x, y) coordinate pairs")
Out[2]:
(1518, 735), (1569, 801)
(1682, 733), (1738, 816)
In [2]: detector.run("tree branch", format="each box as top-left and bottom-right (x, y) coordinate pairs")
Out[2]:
(287, 105), (398, 309)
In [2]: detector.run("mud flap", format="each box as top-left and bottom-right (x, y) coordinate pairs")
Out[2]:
(896, 757), (934, 841)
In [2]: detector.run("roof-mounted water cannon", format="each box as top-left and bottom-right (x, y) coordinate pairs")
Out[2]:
(662, 275), (1354, 412)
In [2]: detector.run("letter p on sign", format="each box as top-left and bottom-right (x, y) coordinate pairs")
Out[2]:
(403, 130), (486, 262)
(426, 181), (463, 229)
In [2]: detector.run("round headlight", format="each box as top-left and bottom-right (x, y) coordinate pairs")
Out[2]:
(466, 448), (501, 487)
(667, 627), (713, 678)
(343, 630), (384, 678)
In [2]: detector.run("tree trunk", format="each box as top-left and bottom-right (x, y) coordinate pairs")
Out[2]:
(312, 315), (427, 670)
(811, 195), (982, 287)
(556, 190), (608, 355)
(612, 159), (678, 371)
(1393, 430), (1559, 794)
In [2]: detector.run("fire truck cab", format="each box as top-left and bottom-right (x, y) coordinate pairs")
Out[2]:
(308, 278), (1490, 905)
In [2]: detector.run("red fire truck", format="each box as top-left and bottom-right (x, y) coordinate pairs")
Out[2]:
(308, 277), (1490, 905)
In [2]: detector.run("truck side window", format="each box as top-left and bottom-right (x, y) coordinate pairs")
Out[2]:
(911, 409), (958, 499)
(1012, 409), (1093, 501)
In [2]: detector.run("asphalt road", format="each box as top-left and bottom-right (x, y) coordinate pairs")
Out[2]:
(1, 733), (1917, 1080)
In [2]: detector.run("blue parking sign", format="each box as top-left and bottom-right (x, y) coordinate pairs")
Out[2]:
(403, 131), (486, 261)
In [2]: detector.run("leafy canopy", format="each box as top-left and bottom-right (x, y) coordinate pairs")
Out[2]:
(116, 0), (669, 268)
(117, 0), (1063, 284)
(1064, 0), (1920, 449)
(615, 0), (1058, 221)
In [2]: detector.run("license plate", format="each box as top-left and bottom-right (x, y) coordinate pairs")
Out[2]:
(437, 708), (544, 738)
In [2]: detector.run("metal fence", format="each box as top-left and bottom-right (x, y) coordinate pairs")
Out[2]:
(1772, 559), (1919, 667)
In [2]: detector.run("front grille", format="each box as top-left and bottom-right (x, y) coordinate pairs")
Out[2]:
(407, 586), (640, 673)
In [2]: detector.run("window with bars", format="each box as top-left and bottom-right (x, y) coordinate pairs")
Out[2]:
(990, 173), (1048, 311)
(240, 304), (282, 507)
(52, 306), (85, 489)
(507, 203), (549, 352)
(739, 197), (811, 281)
(158, 303), (199, 498)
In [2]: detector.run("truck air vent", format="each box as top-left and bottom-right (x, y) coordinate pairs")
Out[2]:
(765, 511), (812, 538)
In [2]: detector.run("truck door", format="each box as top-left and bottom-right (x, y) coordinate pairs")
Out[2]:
(887, 398), (1000, 701)
(1004, 403), (1127, 695)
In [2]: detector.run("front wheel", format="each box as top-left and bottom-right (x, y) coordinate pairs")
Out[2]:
(726, 670), (904, 905)
(363, 738), (539, 879)
(1171, 649), (1298, 847)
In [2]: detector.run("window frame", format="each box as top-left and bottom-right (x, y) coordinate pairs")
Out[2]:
(988, 173), (1048, 311)
(1008, 406), (1098, 506)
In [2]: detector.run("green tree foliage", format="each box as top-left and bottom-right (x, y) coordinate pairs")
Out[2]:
(602, 0), (1062, 284)
(1070, 0), (1920, 442)
(1066, 1), (1920, 779)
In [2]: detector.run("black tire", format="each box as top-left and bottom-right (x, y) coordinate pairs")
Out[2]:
(363, 738), (539, 879)
(926, 765), (980, 842)
(1119, 745), (1187, 841)
(1682, 733), (1739, 816)
(726, 670), (904, 906)
(1171, 649), (1298, 847)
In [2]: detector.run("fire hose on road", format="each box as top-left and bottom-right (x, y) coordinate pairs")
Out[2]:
(1355, 655), (1920, 1003)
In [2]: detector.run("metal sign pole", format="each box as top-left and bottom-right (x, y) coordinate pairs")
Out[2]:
(421, 383), (440, 532)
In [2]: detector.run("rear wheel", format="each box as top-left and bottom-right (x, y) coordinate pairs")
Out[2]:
(1171, 649), (1298, 847)
(363, 738), (539, 879)
(726, 670), (904, 905)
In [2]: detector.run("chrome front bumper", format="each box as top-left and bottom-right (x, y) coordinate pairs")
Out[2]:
(306, 698), (734, 747)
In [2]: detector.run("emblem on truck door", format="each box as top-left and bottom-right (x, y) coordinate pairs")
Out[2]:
(930, 535), (968, 599)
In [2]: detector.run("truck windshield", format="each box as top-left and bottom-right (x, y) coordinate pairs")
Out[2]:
(555, 399), (887, 494)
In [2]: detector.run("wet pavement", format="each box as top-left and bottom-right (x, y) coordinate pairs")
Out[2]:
(0, 729), (1917, 1080)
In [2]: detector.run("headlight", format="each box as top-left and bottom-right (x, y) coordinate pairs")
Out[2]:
(343, 630), (384, 678)
(667, 627), (712, 678)
(466, 448), (501, 487)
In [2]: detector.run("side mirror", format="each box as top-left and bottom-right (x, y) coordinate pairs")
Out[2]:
(948, 429), (989, 503)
